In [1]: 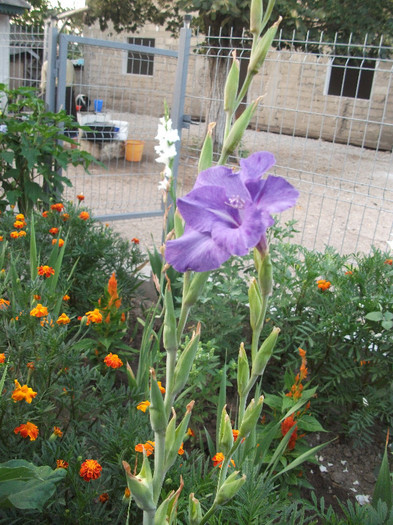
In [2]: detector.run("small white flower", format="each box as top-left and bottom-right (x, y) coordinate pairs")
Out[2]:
(355, 495), (370, 505)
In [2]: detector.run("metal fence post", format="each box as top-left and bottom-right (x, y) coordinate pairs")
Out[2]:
(170, 16), (192, 192)
(44, 19), (57, 112)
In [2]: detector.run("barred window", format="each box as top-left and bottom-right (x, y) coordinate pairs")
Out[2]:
(127, 38), (155, 76)
(327, 58), (375, 100)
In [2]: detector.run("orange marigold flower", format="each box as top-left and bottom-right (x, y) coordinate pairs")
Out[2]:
(281, 415), (298, 450)
(53, 426), (63, 438)
(12, 379), (37, 404)
(135, 441), (155, 456)
(37, 265), (55, 278)
(178, 443), (185, 455)
(52, 238), (65, 247)
(0, 236), (3, 242)
(187, 428), (195, 437)
(26, 361), (35, 370)
(16, 213), (25, 221)
(30, 303), (49, 318)
(298, 348), (306, 358)
(212, 452), (235, 468)
(131, 238), (140, 244)
(232, 429), (239, 442)
(56, 459), (68, 469)
(79, 459), (102, 482)
(85, 308), (103, 325)
(316, 279), (331, 291)
(56, 313), (70, 325)
(62, 213), (70, 221)
(63, 294), (70, 301)
(121, 312), (126, 322)
(157, 381), (166, 394)
(384, 259), (393, 265)
(99, 493), (109, 503)
(0, 353), (5, 363)
(51, 203), (64, 213)
(10, 231), (19, 239)
(42, 211), (49, 218)
(49, 227), (59, 235)
(14, 421), (39, 441)
(79, 211), (89, 220)
(33, 294), (41, 301)
(136, 400), (150, 413)
(0, 298), (10, 310)
(104, 353), (123, 369)
(345, 270), (353, 275)
(77, 194), (85, 201)
(124, 487), (131, 498)
(18, 230), (27, 237)
(14, 220), (25, 229)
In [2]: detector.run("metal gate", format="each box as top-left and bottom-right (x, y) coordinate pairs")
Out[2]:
(44, 20), (191, 222)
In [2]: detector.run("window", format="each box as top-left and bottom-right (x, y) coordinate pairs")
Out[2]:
(127, 38), (155, 76)
(327, 58), (375, 100)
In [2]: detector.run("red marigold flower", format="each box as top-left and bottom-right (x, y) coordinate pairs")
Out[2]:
(30, 303), (49, 318)
(0, 353), (5, 364)
(37, 265), (55, 278)
(136, 400), (150, 413)
(52, 238), (65, 247)
(79, 211), (89, 221)
(212, 452), (235, 468)
(0, 298), (10, 310)
(49, 227), (59, 235)
(99, 493), (109, 503)
(14, 421), (39, 441)
(62, 213), (70, 221)
(53, 426), (63, 438)
(56, 313), (71, 325)
(77, 194), (85, 201)
(56, 459), (68, 469)
(79, 459), (102, 482)
(104, 353), (123, 369)
(51, 203), (64, 213)
(63, 294), (70, 301)
(131, 238), (140, 244)
(12, 379), (37, 403)
(42, 211), (49, 218)
(85, 308), (103, 325)
(384, 259), (393, 265)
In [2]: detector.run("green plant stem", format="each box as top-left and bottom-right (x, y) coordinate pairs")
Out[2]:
(164, 349), (177, 417)
(153, 429), (166, 503)
(143, 509), (155, 525)
(176, 303), (191, 341)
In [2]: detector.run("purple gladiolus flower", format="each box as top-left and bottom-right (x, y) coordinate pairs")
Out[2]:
(165, 151), (299, 272)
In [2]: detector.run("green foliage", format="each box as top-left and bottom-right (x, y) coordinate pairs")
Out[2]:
(0, 85), (96, 216)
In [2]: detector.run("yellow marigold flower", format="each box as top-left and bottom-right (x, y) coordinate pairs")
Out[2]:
(85, 308), (103, 325)
(79, 459), (102, 482)
(10, 231), (19, 239)
(14, 220), (24, 229)
(12, 379), (37, 404)
(49, 227), (59, 235)
(136, 400), (150, 413)
(37, 265), (55, 278)
(0, 353), (5, 363)
(99, 493), (109, 504)
(79, 211), (89, 220)
(63, 294), (70, 301)
(77, 194), (85, 201)
(104, 353), (123, 369)
(316, 279), (331, 291)
(0, 298), (10, 310)
(14, 421), (39, 441)
(30, 303), (49, 318)
(56, 313), (70, 325)
(61, 213), (70, 221)
(56, 459), (68, 469)
(52, 238), (64, 247)
(16, 213), (25, 221)
(51, 203), (64, 213)
(53, 426), (63, 437)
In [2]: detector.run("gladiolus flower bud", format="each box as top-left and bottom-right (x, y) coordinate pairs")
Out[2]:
(254, 249), (273, 297)
(224, 51), (240, 113)
(122, 458), (155, 512)
(218, 407), (234, 456)
(184, 272), (210, 307)
(250, 0), (263, 36)
(248, 278), (265, 332)
(163, 278), (178, 353)
(237, 343), (250, 396)
(198, 122), (216, 173)
(189, 493), (203, 524)
(251, 326), (280, 377)
(215, 470), (247, 505)
(164, 402), (194, 470)
(239, 396), (264, 438)
(172, 325), (200, 395)
(248, 19), (281, 76)
(221, 97), (262, 160)
(149, 369), (167, 433)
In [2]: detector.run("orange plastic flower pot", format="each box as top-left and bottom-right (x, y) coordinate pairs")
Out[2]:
(125, 140), (144, 162)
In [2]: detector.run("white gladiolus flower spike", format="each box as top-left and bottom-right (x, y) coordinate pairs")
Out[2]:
(155, 112), (180, 193)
